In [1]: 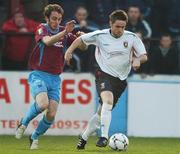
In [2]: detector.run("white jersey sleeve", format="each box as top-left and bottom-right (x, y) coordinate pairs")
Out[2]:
(133, 35), (147, 57)
(80, 30), (102, 46)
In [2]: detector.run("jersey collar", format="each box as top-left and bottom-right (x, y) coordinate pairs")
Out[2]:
(109, 29), (123, 39)
(44, 23), (60, 35)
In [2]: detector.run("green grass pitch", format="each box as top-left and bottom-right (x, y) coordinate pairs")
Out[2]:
(0, 135), (180, 154)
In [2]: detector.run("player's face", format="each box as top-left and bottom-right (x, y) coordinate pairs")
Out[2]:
(110, 20), (126, 38)
(47, 11), (62, 30)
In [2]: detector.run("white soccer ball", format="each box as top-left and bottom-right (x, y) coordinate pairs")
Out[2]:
(109, 133), (129, 151)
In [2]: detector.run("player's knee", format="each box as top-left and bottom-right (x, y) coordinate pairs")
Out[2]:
(37, 101), (49, 110)
(36, 97), (49, 110)
(101, 91), (113, 105)
(41, 102), (49, 110)
(102, 95), (113, 105)
(103, 100), (113, 106)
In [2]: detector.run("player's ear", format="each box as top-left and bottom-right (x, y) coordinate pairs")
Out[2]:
(45, 16), (49, 23)
(109, 21), (112, 27)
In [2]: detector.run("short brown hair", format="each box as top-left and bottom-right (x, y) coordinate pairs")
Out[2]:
(43, 4), (64, 18)
(109, 10), (128, 24)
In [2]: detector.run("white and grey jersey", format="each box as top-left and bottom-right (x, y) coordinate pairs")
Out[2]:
(80, 29), (146, 80)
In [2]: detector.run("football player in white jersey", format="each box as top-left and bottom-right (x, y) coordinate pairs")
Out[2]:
(65, 10), (148, 149)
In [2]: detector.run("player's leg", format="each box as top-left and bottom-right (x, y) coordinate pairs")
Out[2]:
(97, 77), (127, 147)
(23, 92), (49, 125)
(82, 105), (101, 140)
(15, 72), (48, 139)
(96, 90), (113, 147)
(93, 70), (113, 147)
(15, 92), (49, 139)
(29, 75), (60, 149)
(30, 99), (58, 149)
(77, 105), (101, 150)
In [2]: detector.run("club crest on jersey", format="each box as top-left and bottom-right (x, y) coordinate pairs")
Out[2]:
(38, 28), (43, 35)
(123, 41), (128, 48)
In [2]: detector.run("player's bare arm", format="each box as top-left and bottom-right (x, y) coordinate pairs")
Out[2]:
(42, 20), (76, 46)
(64, 37), (86, 64)
(132, 54), (148, 71)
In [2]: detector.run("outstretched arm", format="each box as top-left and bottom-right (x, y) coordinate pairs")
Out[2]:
(42, 20), (75, 46)
(64, 37), (85, 65)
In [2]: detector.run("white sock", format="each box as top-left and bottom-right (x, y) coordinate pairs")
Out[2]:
(101, 103), (113, 139)
(82, 113), (100, 141)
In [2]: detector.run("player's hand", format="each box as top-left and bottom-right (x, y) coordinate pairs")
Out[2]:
(65, 20), (76, 33)
(64, 50), (73, 65)
(76, 31), (85, 37)
(132, 57), (140, 71)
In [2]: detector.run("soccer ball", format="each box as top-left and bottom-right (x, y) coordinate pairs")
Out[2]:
(109, 133), (129, 151)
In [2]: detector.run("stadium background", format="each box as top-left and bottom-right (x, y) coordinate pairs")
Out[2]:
(0, 0), (180, 153)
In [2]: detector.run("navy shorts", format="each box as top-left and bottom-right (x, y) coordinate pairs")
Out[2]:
(95, 69), (127, 107)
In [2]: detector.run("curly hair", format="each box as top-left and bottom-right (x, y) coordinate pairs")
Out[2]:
(43, 4), (64, 18)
